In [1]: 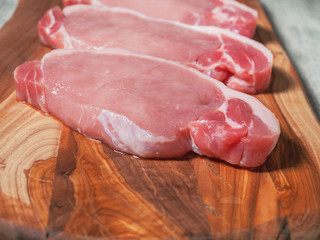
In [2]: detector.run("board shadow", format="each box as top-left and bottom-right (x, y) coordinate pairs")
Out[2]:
(255, 128), (309, 173)
(262, 65), (294, 94)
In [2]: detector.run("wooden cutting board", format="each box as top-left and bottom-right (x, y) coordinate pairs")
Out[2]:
(0, 0), (319, 239)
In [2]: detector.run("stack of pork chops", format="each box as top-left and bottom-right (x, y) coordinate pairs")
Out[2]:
(14, 0), (280, 167)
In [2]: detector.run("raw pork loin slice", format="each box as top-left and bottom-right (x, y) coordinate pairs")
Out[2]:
(14, 49), (280, 167)
(63, 0), (257, 38)
(38, 5), (272, 94)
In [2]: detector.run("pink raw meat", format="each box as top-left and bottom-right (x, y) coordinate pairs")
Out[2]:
(14, 48), (280, 167)
(63, 0), (257, 38)
(38, 5), (272, 94)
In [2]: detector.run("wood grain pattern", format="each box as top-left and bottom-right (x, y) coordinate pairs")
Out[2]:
(0, 1), (62, 239)
(0, 0), (319, 239)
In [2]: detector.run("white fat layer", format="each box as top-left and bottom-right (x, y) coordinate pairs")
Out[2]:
(90, 0), (105, 6)
(44, 48), (280, 136)
(226, 76), (255, 93)
(190, 134), (203, 155)
(217, 101), (246, 129)
(39, 62), (47, 112)
(97, 110), (171, 156)
(221, 50), (244, 73)
(247, 55), (256, 82)
(62, 5), (271, 64)
(224, 89), (280, 134)
(41, 9), (73, 48)
(211, 6), (238, 25)
(189, 43), (250, 79)
(74, 0), (258, 18)
(45, 9), (56, 30)
(225, 0), (258, 17)
(42, 10), (105, 50)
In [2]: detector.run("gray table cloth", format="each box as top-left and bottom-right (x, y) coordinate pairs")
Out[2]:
(0, 0), (319, 120)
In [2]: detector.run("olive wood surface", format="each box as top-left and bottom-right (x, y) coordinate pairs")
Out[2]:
(0, 0), (319, 239)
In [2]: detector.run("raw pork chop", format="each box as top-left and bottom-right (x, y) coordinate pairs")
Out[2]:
(14, 48), (280, 167)
(38, 5), (272, 94)
(63, 0), (257, 38)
